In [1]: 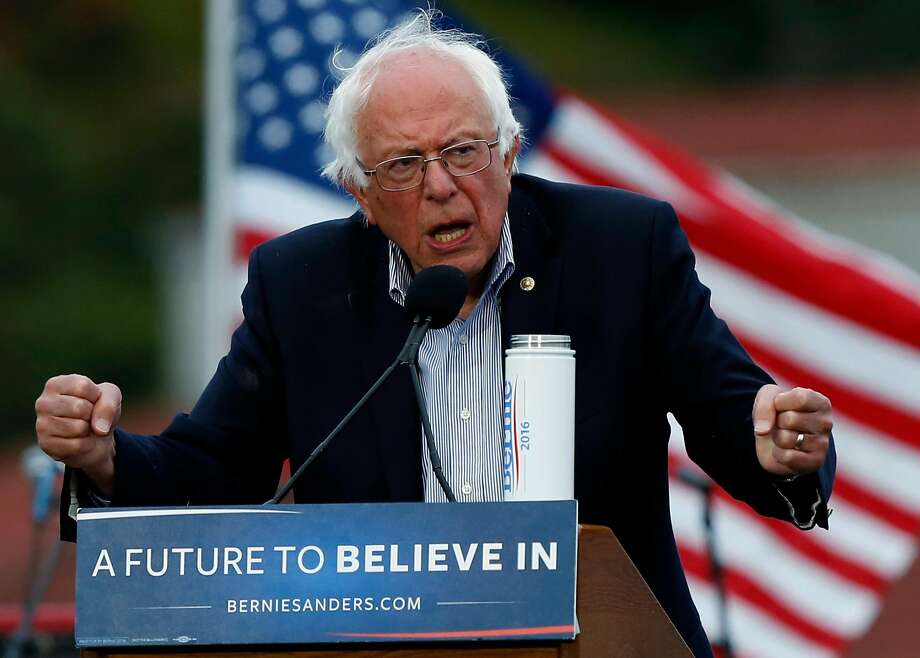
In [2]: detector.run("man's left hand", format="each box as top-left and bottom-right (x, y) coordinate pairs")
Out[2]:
(753, 384), (832, 477)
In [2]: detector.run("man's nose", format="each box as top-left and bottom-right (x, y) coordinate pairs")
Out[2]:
(422, 158), (458, 201)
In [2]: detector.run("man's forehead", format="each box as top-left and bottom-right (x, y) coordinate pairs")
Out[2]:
(356, 50), (493, 152)
(373, 49), (468, 83)
(364, 51), (481, 109)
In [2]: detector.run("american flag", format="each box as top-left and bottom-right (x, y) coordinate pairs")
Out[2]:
(213, 2), (920, 656)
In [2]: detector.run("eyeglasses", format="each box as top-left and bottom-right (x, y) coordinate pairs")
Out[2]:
(362, 138), (500, 192)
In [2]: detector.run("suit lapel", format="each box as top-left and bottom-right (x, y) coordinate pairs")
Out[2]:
(350, 227), (423, 501)
(501, 182), (564, 350)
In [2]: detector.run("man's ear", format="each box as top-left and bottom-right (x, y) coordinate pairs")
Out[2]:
(345, 179), (375, 225)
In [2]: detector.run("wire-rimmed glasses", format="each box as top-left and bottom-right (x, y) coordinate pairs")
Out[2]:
(362, 138), (500, 192)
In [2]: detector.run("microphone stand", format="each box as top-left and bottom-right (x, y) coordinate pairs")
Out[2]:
(679, 467), (734, 658)
(267, 316), (456, 504)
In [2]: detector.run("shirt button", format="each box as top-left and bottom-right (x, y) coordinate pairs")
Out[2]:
(458, 334), (469, 345)
(459, 408), (471, 420)
(461, 482), (473, 496)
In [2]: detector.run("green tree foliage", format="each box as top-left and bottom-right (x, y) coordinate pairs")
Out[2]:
(0, 1), (202, 439)
(459, 1), (920, 91)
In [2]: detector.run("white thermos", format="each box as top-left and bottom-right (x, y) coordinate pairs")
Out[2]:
(502, 334), (576, 501)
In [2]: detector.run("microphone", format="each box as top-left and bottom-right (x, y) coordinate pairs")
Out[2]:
(405, 264), (468, 329)
(268, 265), (467, 504)
(395, 264), (469, 366)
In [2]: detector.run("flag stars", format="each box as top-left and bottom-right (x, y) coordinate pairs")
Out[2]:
(233, 0), (437, 187)
(236, 49), (266, 81)
(259, 117), (292, 151)
(247, 82), (279, 114)
(269, 27), (303, 60)
(310, 12), (345, 44)
(285, 64), (319, 96)
(299, 100), (327, 133)
(254, 0), (286, 23)
(353, 8), (387, 38)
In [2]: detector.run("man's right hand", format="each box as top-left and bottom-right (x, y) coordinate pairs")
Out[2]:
(35, 374), (121, 498)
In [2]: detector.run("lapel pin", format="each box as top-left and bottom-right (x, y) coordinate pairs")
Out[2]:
(520, 276), (535, 291)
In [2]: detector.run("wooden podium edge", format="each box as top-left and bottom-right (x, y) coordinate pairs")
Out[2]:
(565, 525), (692, 657)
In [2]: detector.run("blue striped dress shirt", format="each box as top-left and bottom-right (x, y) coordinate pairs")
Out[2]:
(388, 218), (515, 503)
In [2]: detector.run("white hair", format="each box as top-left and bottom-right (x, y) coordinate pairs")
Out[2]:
(320, 9), (523, 188)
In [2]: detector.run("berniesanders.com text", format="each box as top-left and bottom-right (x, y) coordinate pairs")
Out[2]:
(227, 595), (422, 614)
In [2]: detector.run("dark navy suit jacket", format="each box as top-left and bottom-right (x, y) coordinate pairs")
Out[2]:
(62, 174), (834, 657)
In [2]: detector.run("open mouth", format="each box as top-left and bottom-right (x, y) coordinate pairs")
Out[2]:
(433, 226), (467, 243)
(430, 223), (471, 245)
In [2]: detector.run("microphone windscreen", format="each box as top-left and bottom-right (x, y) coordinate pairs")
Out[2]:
(405, 265), (468, 329)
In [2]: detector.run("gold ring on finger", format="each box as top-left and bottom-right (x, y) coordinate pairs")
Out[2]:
(794, 432), (806, 451)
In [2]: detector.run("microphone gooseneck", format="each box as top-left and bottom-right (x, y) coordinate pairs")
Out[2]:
(407, 356), (455, 502)
(267, 265), (468, 505)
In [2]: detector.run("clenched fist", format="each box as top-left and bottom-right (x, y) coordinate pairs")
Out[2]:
(753, 384), (832, 477)
(35, 374), (121, 497)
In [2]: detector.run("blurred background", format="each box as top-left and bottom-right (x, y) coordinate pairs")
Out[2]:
(1, 1), (918, 657)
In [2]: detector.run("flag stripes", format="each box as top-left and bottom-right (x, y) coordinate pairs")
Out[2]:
(678, 545), (848, 653)
(688, 574), (839, 658)
(542, 97), (920, 351)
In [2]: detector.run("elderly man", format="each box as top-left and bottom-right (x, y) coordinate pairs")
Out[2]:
(36, 13), (834, 658)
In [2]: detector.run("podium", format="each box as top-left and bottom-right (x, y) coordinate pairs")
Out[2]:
(81, 526), (692, 658)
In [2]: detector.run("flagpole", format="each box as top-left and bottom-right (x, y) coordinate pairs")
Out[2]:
(201, 0), (236, 390)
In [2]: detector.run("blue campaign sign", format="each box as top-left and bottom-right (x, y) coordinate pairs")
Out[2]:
(75, 501), (577, 647)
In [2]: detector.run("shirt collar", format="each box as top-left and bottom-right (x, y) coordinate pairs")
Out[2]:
(388, 215), (515, 307)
